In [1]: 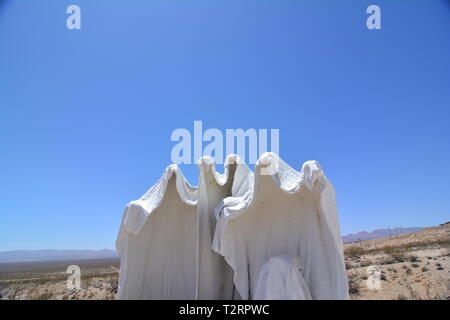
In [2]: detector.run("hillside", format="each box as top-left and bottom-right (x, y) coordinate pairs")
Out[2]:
(342, 227), (422, 243)
(0, 249), (118, 263)
(344, 223), (450, 300)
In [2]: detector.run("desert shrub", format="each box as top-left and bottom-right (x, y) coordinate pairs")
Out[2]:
(437, 266), (444, 271)
(345, 246), (366, 258)
(348, 274), (360, 296)
(411, 263), (420, 268)
(109, 276), (118, 294)
(345, 260), (352, 270)
(37, 292), (53, 300)
(383, 246), (406, 262)
(382, 245), (395, 255)
(379, 256), (396, 265)
(400, 238), (450, 250)
(360, 259), (373, 267)
(408, 255), (419, 262)
(361, 238), (450, 256)
(421, 267), (427, 272)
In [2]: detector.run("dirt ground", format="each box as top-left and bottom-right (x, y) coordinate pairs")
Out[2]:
(0, 259), (119, 300)
(345, 223), (449, 300)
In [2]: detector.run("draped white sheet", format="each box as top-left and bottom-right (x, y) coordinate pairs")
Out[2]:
(116, 153), (348, 300)
(116, 156), (251, 299)
(212, 153), (349, 300)
(116, 165), (198, 299)
(196, 155), (252, 299)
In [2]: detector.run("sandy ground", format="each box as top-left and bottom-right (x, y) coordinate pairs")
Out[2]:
(345, 223), (449, 300)
(1, 224), (448, 300)
(0, 260), (119, 300)
(0, 274), (118, 300)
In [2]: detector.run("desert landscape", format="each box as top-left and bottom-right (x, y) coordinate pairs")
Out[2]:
(0, 223), (448, 300)
(345, 222), (449, 300)
(0, 258), (119, 300)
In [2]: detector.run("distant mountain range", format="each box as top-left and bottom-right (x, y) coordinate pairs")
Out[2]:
(0, 227), (424, 262)
(0, 249), (118, 263)
(342, 227), (422, 243)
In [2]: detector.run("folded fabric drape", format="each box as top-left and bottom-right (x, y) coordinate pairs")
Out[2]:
(213, 153), (349, 300)
(116, 153), (348, 300)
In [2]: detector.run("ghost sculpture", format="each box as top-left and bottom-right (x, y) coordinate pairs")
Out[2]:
(196, 155), (253, 299)
(115, 164), (198, 299)
(116, 153), (348, 300)
(213, 153), (349, 300)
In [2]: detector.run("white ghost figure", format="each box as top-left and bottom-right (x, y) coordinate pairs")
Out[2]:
(116, 165), (198, 299)
(213, 153), (349, 300)
(196, 155), (253, 299)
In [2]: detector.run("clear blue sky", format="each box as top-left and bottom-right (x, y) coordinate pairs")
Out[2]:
(1, 0), (449, 251)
